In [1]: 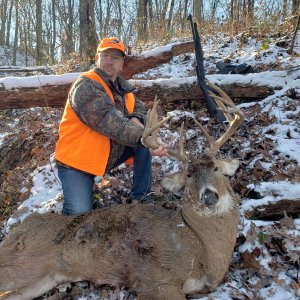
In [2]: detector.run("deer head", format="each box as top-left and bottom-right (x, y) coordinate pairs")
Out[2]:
(142, 83), (244, 215)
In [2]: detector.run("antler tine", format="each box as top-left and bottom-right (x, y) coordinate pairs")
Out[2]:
(196, 81), (244, 157)
(207, 80), (236, 123)
(168, 122), (188, 162)
(141, 96), (172, 149)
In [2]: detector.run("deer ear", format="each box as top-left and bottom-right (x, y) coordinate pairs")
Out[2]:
(162, 171), (186, 193)
(216, 158), (240, 176)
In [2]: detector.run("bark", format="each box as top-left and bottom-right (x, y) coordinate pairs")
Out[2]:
(292, 0), (300, 16)
(193, 0), (203, 22)
(282, 0), (287, 20)
(5, 0), (13, 46)
(0, 77), (274, 111)
(121, 41), (195, 79)
(0, 0), (8, 45)
(50, 0), (56, 64)
(167, 0), (175, 30)
(0, 66), (52, 74)
(79, 0), (97, 62)
(36, 0), (43, 64)
(289, 12), (300, 54)
(244, 199), (300, 221)
(12, 0), (18, 66)
(137, 0), (148, 42)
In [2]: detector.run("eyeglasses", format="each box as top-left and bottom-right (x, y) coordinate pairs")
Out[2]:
(99, 52), (124, 62)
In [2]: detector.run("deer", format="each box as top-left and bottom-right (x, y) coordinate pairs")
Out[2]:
(0, 83), (244, 300)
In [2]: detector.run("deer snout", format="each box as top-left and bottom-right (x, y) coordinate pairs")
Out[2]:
(201, 188), (219, 206)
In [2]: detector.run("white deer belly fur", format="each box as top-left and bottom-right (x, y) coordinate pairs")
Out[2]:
(182, 275), (209, 294)
(3, 273), (70, 300)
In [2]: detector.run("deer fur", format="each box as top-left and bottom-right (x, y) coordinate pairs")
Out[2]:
(0, 155), (240, 300)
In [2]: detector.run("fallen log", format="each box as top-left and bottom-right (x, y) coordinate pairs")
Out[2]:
(244, 199), (300, 220)
(121, 41), (195, 79)
(0, 75), (274, 110)
(0, 66), (53, 75)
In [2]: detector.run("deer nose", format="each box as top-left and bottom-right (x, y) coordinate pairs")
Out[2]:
(201, 189), (219, 206)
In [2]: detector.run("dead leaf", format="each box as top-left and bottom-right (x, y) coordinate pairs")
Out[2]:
(240, 250), (261, 272)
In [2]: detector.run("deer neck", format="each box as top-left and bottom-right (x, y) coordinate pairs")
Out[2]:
(181, 203), (238, 244)
(181, 202), (239, 274)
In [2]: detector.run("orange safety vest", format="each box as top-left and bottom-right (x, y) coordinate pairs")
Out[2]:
(55, 70), (135, 176)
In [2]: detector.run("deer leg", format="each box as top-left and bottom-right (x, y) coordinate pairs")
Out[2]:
(2, 273), (70, 300)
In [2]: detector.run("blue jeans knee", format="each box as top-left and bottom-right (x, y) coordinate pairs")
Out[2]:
(57, 165), (94, 216)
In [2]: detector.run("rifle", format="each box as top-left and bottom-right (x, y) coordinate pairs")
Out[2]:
(188, 14), (225, 121)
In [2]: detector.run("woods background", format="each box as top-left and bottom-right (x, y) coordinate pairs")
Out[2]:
(0, 0), (299, 67)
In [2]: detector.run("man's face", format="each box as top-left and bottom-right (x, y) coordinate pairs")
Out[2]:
(96, 49), (124, 81)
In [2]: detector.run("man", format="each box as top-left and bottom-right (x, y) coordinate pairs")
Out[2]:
(55, 37), (168, 216)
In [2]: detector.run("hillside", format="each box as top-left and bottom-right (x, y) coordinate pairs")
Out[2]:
(0, 32), (300, 300)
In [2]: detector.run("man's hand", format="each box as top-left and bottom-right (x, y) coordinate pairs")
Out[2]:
(132, 116), (169, 156)
(150, 144), (169, 157)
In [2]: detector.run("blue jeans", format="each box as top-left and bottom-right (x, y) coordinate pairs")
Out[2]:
(57, 145), (152, 215)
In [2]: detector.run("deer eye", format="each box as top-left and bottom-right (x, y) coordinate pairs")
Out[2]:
(214, 166), (219, 172)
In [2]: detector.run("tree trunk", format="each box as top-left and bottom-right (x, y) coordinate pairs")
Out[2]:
(181, 0), (188, 32)
(292, 0), (300, 16)
(5, 0), (13, 46)
(0, 0), (8, 45)
(282, 0), (287, 21)
(97, 0), (103, 37)
(137, 0), (148, 42)
(36, 0), (43, 64)
(60, 0), (75, 56)
(79, 0), (97, 65)
(12, 0), (18, 66)
(194, 0), (203, 22)
(247, 0), (254, 23)
(167, 0), (175, 31)
(289, 12), (300, 54)
(50, 0), (56, 64)
(244, 199), (300, 221)
(116, 0), (122, 38)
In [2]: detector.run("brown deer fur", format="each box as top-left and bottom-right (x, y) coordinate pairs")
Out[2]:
(0, 155), (240, 300)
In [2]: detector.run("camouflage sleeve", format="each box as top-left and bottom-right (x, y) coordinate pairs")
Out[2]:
(69, 77), (144, 147)
(127, 98), (147, 125)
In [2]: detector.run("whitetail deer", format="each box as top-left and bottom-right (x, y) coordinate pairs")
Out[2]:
(0, 85), (244, 300)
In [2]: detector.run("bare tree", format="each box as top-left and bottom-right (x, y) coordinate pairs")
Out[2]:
(50, 0), (57, 63)
(292, 0), (300, 16)
(289, 11), (300, 53)
(167, 0), (175, 30)
(12, 0), (18, 65)
(181, 0), (188, 32)
(0, 0), (8, 45)
(210, 0), (220, 21)
(5, 0), (13, 46)
(79, 0), (98, 63)
(137, 0), (148, 42)
(36, 0), (43, 64)
(193, 0), (203, 22)
(282, 0), (287, 20)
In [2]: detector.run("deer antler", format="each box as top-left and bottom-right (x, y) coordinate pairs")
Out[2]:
(141, 96), (187, 162)
(167, 122), (188, 162)
(195, 81), (244, 157)
(141, 96), (172, 149)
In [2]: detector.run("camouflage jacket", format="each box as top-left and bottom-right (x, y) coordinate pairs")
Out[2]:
(69, 68), (147, 172)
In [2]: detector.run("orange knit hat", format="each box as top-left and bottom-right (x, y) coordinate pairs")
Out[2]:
(97, 37), (126, 56)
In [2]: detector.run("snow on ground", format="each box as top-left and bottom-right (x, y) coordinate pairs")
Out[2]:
(1, 33), (300, 299)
